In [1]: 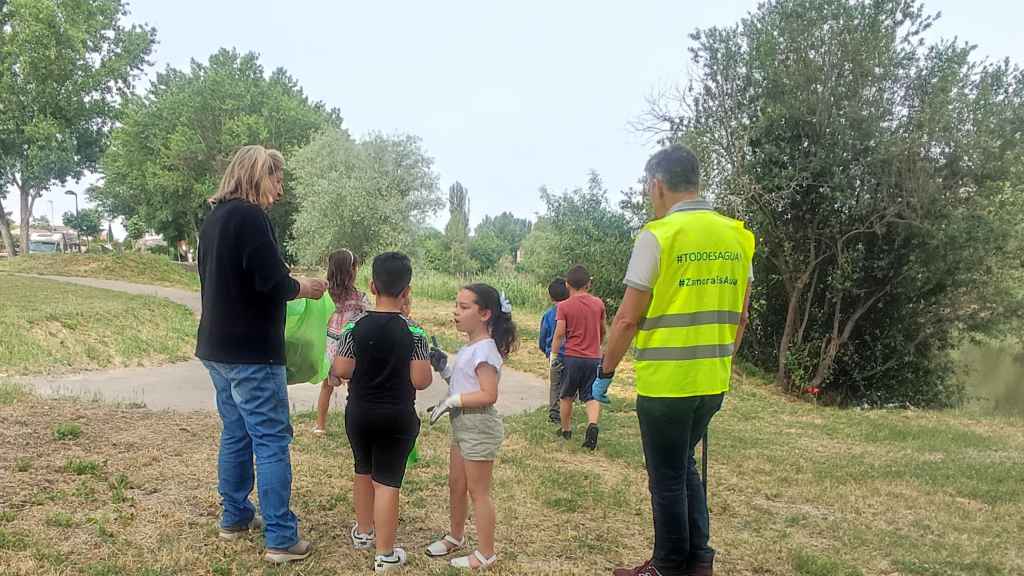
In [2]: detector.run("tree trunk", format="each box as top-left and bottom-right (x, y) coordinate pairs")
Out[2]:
(807, 285), (894, 393)
(0, 196), (15, 256)
(19, 185), (32, 257)
(776, 284), (804, 391)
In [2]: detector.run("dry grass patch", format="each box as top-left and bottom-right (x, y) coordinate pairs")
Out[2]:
(410, 297), (551, 378)
(2, 286), (1021, 575)
(2, 381), (1022, 575)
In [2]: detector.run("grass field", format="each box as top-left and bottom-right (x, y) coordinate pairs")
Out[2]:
(0, 275), (197, 378)
(0, 253), (201, 291)
(2, 254), (1022, 575)
(1, 373), (1021, 576)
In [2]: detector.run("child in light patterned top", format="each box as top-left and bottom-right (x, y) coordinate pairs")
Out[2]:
(314, 249), (370, 435)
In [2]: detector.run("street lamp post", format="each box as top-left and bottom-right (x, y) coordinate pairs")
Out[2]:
(64, 190), (79, 218)
(64, 190), (81, 251)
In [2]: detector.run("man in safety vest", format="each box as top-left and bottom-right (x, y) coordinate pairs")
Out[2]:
(593, 145), (754, 576)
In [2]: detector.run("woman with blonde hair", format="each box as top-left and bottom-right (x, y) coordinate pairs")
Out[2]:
(196, 145), (327, 564)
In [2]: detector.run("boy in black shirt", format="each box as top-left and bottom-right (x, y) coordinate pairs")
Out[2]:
(332, 252), (433, 572)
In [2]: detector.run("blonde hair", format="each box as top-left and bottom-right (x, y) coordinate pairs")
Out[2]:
(209, 145), (285, 207)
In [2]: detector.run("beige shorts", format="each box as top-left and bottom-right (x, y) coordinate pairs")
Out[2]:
(451, 406), (505, 461)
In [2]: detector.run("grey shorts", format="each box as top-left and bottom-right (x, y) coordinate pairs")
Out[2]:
(451, 406), (505, 461)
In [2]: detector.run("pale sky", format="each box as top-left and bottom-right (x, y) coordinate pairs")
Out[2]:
(10, 0), (1022, 237)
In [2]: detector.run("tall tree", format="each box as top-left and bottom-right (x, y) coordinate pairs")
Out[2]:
(63, 207), (103, 239)
(444, 182), (474, 275)
(618, 178), (652, 234)
(473, 211), (532, 265)
(124, 215), (145, 250)
(646, 0), (1024, 405)
(0, 0), (155, 256)
(289, 130), (442, 264)
(520, 173), (634, 310)
(30, 215), (52, 231)
(94, 49), (340, 261)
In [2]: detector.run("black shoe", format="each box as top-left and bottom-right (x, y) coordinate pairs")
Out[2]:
(559, 429), (572, 440)
(582, 424), (599, 450)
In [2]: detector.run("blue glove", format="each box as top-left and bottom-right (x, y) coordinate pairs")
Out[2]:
(592, 369), (614, 404)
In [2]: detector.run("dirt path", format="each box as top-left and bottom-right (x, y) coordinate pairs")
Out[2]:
(19, 274), (549, 416)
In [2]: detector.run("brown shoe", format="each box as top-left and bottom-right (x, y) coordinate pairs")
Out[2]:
(613, 560), (662, 576)
(218, 515), (264, 541)
(264, 539), (313, 564)
(688, 559), (713, 576)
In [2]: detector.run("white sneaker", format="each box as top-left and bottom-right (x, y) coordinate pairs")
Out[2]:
(351, 523), (375, 550)
(374, 548), (407, 572)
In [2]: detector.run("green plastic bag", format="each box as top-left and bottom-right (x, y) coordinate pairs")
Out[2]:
(284, 295), (334, 385)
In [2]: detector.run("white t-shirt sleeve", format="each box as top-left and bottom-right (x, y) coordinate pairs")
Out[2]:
(450, 340), (503, 396)
(473, 340), (503, 374)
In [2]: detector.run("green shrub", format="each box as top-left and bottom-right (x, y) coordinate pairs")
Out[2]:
(519, 174), (633, 312)
(65, 458), (101, 476)
(54, 423), (82, 441)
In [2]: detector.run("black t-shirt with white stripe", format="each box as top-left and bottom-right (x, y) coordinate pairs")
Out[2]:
(337, 311), (429, 408)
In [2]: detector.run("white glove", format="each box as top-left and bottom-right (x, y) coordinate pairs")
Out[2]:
(428, 394), (462, 425)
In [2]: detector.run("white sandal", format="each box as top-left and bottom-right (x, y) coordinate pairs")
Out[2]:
(425, 534), (465, 557)
(450, 550), (497, 569)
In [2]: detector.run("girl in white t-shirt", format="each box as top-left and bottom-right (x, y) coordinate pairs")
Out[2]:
(424, 283), (518, 570)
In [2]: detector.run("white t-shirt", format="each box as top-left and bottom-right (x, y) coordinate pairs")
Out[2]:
(449, 338), (503, 397)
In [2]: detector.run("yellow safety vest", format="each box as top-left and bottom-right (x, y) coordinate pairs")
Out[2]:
(633, 209), (755, 397)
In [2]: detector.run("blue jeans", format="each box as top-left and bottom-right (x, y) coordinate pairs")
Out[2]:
(203, 361), (298, 549)
(637, 394), (724, 576)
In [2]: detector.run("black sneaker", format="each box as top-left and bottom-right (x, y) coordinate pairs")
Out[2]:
(582, 424), (599, 450)
(559, 429), (572, 440)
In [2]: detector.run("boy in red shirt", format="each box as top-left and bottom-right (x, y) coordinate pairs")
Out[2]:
(550, 265), (607, 450)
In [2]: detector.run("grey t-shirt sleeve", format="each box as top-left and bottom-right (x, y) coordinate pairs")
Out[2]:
(623, 230), (660, 291)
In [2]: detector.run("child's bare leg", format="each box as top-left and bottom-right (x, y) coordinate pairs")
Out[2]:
(373, 482), (400, 554)
(314, 378), (333, 431)
(559, 397), (573, 432)
(586, 399), (601, 426)
(354, 473), (374, 534)
(449, 444), (469, 540)
(465, 459), (496, 562)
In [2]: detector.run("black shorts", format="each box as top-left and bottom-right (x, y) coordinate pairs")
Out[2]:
(559, 356), (601, 402)
(345, 403), (420, 488)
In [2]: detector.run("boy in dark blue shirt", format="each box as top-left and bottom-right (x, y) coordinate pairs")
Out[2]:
(538, 277), (570, 423)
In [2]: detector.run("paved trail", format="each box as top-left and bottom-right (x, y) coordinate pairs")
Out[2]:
(19, 275), (549, 416)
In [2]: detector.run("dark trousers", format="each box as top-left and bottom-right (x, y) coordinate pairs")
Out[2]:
(637, 393), (724, 576)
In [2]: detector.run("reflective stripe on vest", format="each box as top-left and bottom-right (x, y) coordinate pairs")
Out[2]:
(639, 310), (741, 330)
(633, 209), (755, 398)
(634, 343), (735, 362)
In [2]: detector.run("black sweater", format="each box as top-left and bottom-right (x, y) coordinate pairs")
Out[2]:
(195, 199), (300, 365)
